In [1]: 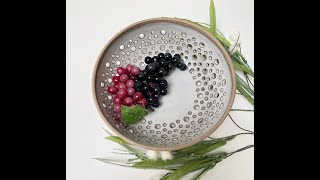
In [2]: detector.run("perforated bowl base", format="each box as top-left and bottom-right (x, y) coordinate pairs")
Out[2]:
(93, 18), (235, 151)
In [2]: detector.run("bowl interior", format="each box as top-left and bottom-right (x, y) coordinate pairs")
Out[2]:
(93, 18), (235, 150)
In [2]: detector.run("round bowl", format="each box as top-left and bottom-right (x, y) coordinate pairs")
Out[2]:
(92, 18), (236, 151)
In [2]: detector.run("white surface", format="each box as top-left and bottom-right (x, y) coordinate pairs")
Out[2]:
(66, 0), (254, 179)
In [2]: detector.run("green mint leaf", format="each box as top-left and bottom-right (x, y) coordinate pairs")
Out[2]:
(121, 105), (148, 124)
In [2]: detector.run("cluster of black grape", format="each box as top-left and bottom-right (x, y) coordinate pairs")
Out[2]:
(134, 53), (187, 110)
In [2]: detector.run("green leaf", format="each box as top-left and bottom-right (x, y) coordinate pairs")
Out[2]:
(162, 159), (209, 180)
(174, 134), (241, 157)
(93, 158), (133, 168)
(174, 144), (211, 157)
(105, 136), (128, 145)
(175, 18), (211, 32)
(161, 153), (227, 180)
(232, 61), (254, 77)
(191, 163), (216, 180)
(236, 83), (254, 105)
(209, 0), (217, 34)
(121, 105), (148, 124)
(215, 30), (231, 47)
(236, 74), (254, 96)
(231, 54), (254, 77)
(106, 136), (147, 160)
(133, 157), (187, 169)
(193, 140), (226, 155)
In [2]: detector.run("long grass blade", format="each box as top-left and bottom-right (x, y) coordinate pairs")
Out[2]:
(236, 83), (254, 105)
(236, 74), (254, 96)
(209, 0), (217, 34)
(233, 61), (254, 77)
(191, 163), (216, 180)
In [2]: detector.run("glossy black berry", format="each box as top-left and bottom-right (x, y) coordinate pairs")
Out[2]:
(133, 78), (140, 82)
(154, 76), (162, 82)
(158, 53), (165, 58)
(160, 89), (167, 95)
(180, 64), (187, 70)
(152, 100), (160, 108)
(136, 72), (145, 80)
(146, 75), (155, 82)
(177, 62), (187, 70)
(144, 93), (151, 98)
(142, 69), (148, 75)
(172, 57), (180, 66)
(146, 104), (154, 111)
(152, 93), (160, 99)
(159, 58), (168, 67)
(147, 96), (156, 104)
(142, 84), (150, 93)
(159, 79), (168, 88)
(158, 67), (167, 77)
(134, 81), (143, 91)
(146, 62), (158, 73)
(174, 54), (181, 59)
(177, 62), (185, 69)
(166, 62), (175, 71)
(153, 86), (161, 94)
(153, 61), (160, 69)
(145, 56), (153, 64)
(152, 56), (159, 62)
(164, 53), (172, 60)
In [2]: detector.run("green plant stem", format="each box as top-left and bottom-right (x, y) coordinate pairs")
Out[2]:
(192, 163), (216, 180)
(236, 83), (254, 105)
(231, 109), (254, 112)
(209, 0), (216, 34)
(227, 145), (254, 157)
(228, 114), (254, 133)
(93, 158), (133, 168)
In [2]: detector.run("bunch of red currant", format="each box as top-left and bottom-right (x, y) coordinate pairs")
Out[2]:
(107, 64), (147, 119)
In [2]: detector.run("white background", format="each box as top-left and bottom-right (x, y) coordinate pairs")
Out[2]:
(66, 0), (254, 179)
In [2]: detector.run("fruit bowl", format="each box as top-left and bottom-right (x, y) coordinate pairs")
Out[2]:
(92, 18), (236, 151)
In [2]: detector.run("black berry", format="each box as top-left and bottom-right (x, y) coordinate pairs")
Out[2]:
(158, 67), (167, 77)
(146, 75), (155, 82)
(152, 93), (160, 99)
(160, 89), (167, 95)
(147, 96), (156, 104)
(142, 69), (148, 75)
(172, 57), (180, 66)
(177, 62), (184, 69)
(152, 100), (160, 108)
(134, 78), (140, 82)
(146, 62), (158, 73)
(146, 104), (154, 111)
(142, 84), (150, 93)
(136, 72), (145, 80)
(158, 53), (165, 58)
(166, 62), (175, 71)
(153, 86), (161, 95)
(164, 53), (172, 60)
(159, 58), (168, 67)
(174, 54), (181, 59)
(159, 79), (168, 88)
(134, 81), (143, 91)
(152, 56), (159, 62)
(180, 64), (187, 70)
(145, 56), (153, 64)
(154, 76), (161, 82)
(177, 62), (187, 70)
